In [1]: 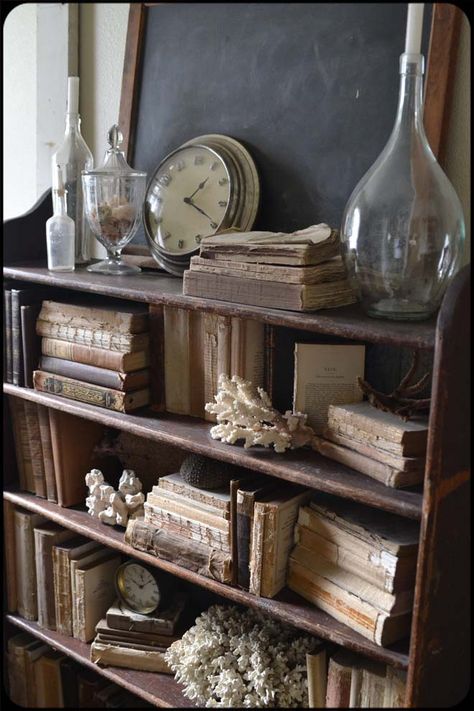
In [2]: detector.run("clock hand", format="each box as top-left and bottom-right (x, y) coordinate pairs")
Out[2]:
(187, 177), (209, 200)
(183, 197), (215, 222)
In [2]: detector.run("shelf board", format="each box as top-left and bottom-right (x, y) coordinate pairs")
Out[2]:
(5, 614), (192, 708)
(3, 263), (436, 348)
(4, 489), (410, 670)
(4, 383), (423, 519)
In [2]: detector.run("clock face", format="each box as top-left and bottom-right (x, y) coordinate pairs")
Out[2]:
(117, 563), (160, 613)
(145, 144), (232, 256)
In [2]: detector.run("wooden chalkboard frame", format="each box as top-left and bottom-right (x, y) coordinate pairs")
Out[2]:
(118, 3), (462, 165)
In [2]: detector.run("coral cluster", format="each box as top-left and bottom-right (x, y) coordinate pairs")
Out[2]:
(205, 374), (315, 453)
(85, 468), (145, 527)
(164, 604), (319, 707)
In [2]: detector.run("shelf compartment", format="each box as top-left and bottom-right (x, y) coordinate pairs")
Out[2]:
(3, 263), (436, 349)
(5, 614), (192, 708)
(4, 383), (423, 519)
(4, 490), (410, 670)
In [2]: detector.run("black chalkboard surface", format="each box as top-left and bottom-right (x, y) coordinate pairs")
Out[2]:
(130, 3), (432, 245)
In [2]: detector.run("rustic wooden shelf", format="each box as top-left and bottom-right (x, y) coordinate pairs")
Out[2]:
(4, 383), (423, 520)
(3, 263), (436, 349)
(4, 489), (410, 670)
(5, 614), (193, 708)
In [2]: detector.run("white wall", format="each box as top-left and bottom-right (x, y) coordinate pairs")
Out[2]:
(3, 4), (37, 220)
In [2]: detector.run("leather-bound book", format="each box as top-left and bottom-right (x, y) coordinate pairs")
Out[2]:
(34, 650), (66, 707)
(36, 405), (57, 502)
(41, 336), (150, 372)
(14, 509), (47, 620)
(20, 302), (42, 388)
(38, 298), (149, 334)
(39, 355), (150, 391)
(36, 319), (150, 352)
(34, 522), (76, 629)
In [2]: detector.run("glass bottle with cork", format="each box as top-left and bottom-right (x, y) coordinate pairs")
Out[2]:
(46, 168), (75, 272)
(52, 76), (94, 264)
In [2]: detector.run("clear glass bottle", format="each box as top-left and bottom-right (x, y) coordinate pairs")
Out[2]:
(46, 185), (75, 272)
(52, 76), (94, 265)
(340, 53), (465, 321)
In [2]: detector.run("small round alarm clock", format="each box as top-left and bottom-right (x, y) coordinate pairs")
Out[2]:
(115, 560), (162, 614)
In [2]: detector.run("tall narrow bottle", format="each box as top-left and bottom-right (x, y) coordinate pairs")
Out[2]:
(46, 182), (75, 272)
(52, 76), (94, 264)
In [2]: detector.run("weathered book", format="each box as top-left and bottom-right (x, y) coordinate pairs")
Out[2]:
(306, 644), (327, 708)
(34, 522), (76, 629)
(190, 253), (347, 283)
(383, 666), (407, 707)
(11, 286), (52, 386)
(359, 660), (387, 707)
(230, 317), (265, 387)
(144, 503), (231, 551)
(325, 420), (423, 457)
(14, 509), (47, 619)
(73, 551), (121, 642)
(294, 525), (416, 594)
(151, 484), (230, 520)
(96, 618), (180, 646)
(39, 355), (150, 392)
(199, 224), (341, 265)
(323, 426), (425, 472)
(24, 399), (47, 498)
(249, 485), (312, 597)
(41, 336), (150, 372)
(157, 472), (231, 512)
(36, 319), (150, 352)
(34, 650), (66, 708)
(37, 404), (57, 502)
(7, 633), (41, 707)
(21, 303), (42, 388)
(90, 641), (172, 673)
(293, 344), (365, 433)
(33, 370), (150, 412)
(163, 305), (195, 415)
(94, 634), (170, 652)
(264, 323), (275, 399)
(70, 545), (113, 636)
(53, 537), (102, 636)
(288, 560), (412, 645)
(236, 476), (279, 589)
(106, 594), (187, 635)
(305, 493), (420, 558)
(4, 287), (13, 382)
(149, 303), (166, 412)
(146, 489), (230, 529)
(313, 435), (424, 488)
(59, 657), (82, 708)
(49, 409), (105, 506)
(4, 500), (18, 612)
(24, 640), (50, 707)
(183, 270), (357, 312)
(325, 650), (359, 708)
(38, 298), (149, 334)
(327, 402), (429, 456)
(202, 312), (220, 421)
(289, 546), (413, 615)
(125, 518), (232, 583)
(8, 396), (32, 491)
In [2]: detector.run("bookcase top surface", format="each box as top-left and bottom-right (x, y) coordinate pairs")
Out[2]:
(3, 264), (436, 349)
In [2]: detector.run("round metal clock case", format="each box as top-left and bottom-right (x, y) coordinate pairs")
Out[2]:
(115, 561), (161, 614)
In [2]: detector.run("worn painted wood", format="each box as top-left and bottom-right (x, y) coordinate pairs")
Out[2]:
(4, 384), (423, 519)
(3, 491), (410, 670)
(118, 3), (147, 162)
(6, 613), (191, 708)
(3, 265), (436, 349)
(406, 265), (470, 707)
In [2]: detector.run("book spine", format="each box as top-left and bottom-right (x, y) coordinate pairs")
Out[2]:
(4, 500), (18, 612)
(41, 337), (147, 371)
(164, 306), (191, 415)
(8, 643), (28, 707)
(36, 319), (149, 352)
(264, 324), (275, 399)
(146, 496), (229, 531)
(149, 303), (165, 411)
(10, 290), (23, 386)
(8, 396), (27, 491)
(158, 479), (230, 512)
(35, 533), (55, 629)
(24, 400), (47, 497)
(53, 549), (72, 636)
(37, 405), (57, 502)
(202, 313), (219, 422)
(323, 427), (424, 471)
(125, 519), (232, 583)
(15, 513), (39, 620)
(73, 571), (86, 640)
(249, 503), (265, 596)
(144, 505), (231, 551)
(90, 642), (172, 673)
(5, 289), (13, 382)
(33, 370), (149, 412)
(325, 657), (353, 707)
(39, 355), (150, 391)
(39, 301), (148, 334)
(21, 303), (42, 388)
(236, 491), (253, 589)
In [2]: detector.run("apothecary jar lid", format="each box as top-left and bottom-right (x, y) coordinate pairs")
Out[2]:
(82, 124), (146, 178)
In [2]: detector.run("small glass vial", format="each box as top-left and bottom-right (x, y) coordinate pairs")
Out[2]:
(46, 186), (75, 272)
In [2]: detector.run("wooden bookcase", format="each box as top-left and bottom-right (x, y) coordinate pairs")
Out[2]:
(3, 192), (470, 706)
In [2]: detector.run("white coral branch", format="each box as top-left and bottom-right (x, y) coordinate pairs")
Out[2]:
(85, 468), (145, 527)
(205, 374), (315, 453)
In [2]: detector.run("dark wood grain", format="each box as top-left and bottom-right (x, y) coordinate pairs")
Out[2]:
(6, 613), (193, 708)
(3, 264), (437, 349)
(424, 3), (463, 161)
(3, 491), (410, 669)
(406, 265), (470, 707)
(4, 384), (423, 519)
(118, 3), (147, 161)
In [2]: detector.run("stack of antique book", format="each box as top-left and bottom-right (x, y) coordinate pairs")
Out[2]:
(287, 493), (419, 646)
(32, 299), (151, 412)
(90, 594), (187, 673)
(128, 471), (233, 584)
(313, 401), (429, 488)
(182, 224), (358, 311)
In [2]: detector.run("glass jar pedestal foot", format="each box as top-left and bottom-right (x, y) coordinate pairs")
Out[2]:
(86, 252), (141, 275)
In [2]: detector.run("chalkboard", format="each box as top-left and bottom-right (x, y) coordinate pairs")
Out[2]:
(125, 3), (434, 246)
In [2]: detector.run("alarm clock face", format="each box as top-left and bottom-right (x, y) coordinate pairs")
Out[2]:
(145, 144), (233, 256)
(116, 562), (160, 614)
